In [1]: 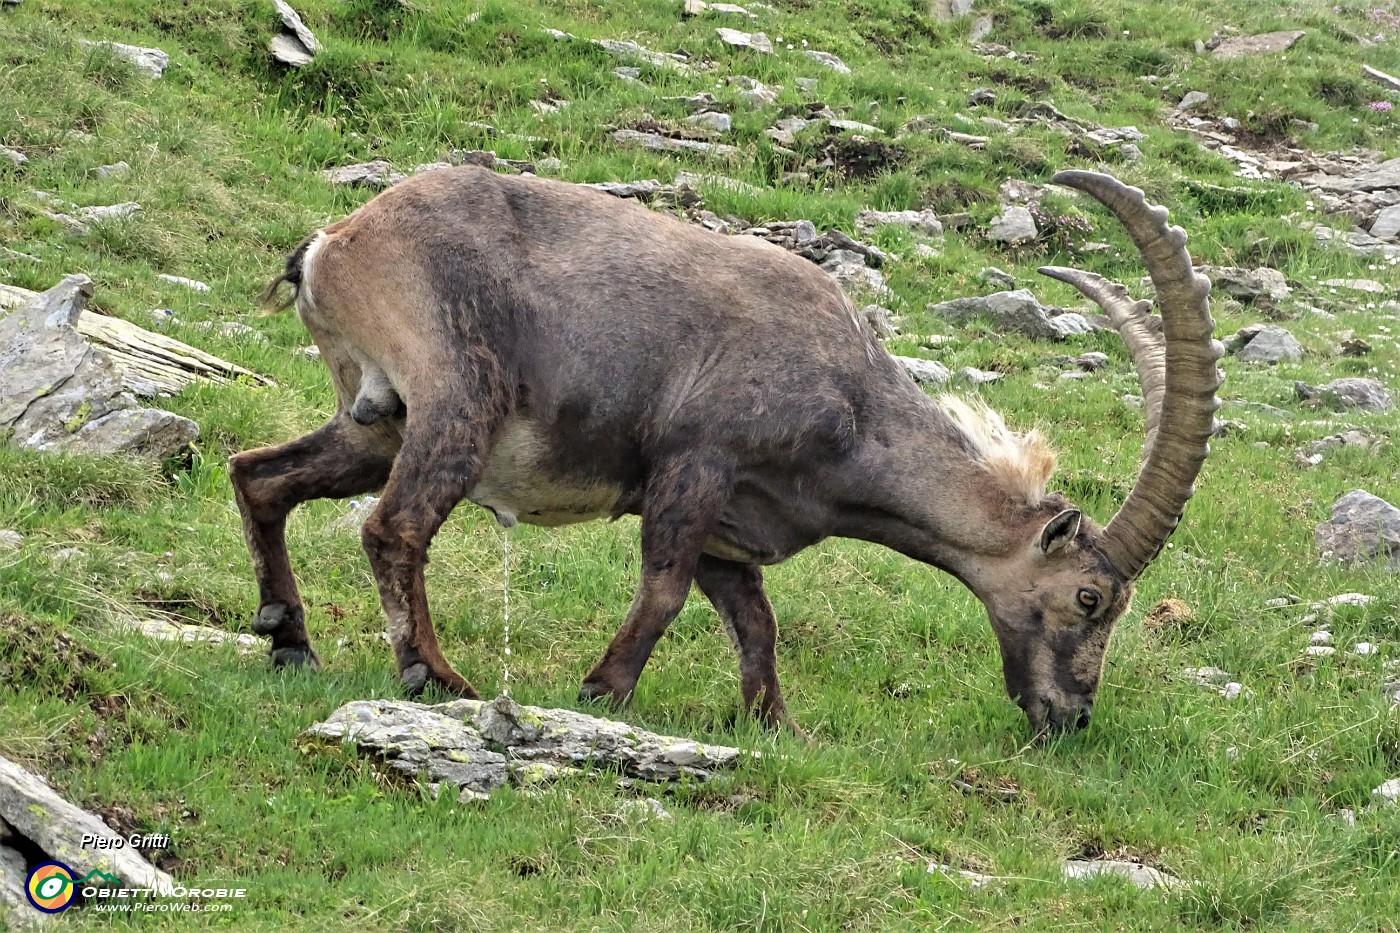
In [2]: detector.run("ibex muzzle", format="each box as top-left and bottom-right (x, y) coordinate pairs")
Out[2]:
(230, 166), (1221, 737)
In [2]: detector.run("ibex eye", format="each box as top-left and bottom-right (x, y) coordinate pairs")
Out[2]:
(1077, 589), (1100, 610)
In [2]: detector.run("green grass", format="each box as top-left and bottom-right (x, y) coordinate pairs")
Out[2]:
(3, 0), (1400, 928)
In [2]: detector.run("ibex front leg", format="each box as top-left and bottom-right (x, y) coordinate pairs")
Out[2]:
(360, 399), (503, 697)
(694, 555), (792, 728)
(580, 457), (732, 707)
(229, 417), (396, 668)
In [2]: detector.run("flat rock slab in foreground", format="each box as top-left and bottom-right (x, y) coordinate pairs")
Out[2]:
(0, 755), (174, 928)
(305, 696), (746, 801)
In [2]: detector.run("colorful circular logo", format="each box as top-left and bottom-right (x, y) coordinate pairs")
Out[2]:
(26, 861), (77, 914)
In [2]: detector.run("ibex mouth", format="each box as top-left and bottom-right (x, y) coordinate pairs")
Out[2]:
(1018, 695), (1093, 737)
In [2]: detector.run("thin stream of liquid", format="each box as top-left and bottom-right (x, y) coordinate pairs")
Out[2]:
(501, 531), (511, 696)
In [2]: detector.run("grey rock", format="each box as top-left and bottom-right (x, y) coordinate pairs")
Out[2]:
(1321, 278), (1386, 294)
(803, 50), (850, 73)
(270, 0), (320, 66)
(156, 273), (210, 292)
(980, 266), (1015, 289)
(0, 754), (175, 904)
(829, 118), (882, 134)
(0, 276), (199, 460)
(967, 13), (994, 42)
(968, 88), (997, 107)
(932, 289), (1074, 340)
(913, 243), (941, 258)
(686, 111), (733, 134)
(1177, 91), (1210, 111)
(1369, 205), (1400, 240)
(77, 202), (141, 223)
(1069, 351), (1110, 371)
(1047, 313), (1095, 337)
(715, 28), (772, 53)
(855, 209), (942, 238)
(0, 531), (21, 550)
(1232, 324), (1303, 363)
(861, 304), (900, 338)
(535, 157), (563, 175)
(929, 0), (976, 21)
(1374, 778), (1400, 806)
(1062, 859), (1180, 890)
(1203, 265), (1291, 303)
(613, 66), (642, 82)
(794, 77), (819, 93)
(1296, 430), (1378, 466)
(0, 145), (25, 166)
(821, 252), (886, 292)
(612, 129), (739, 158)
(304, 695), (745, 800)
(1315, 490), (1400, 566)
(95, 160), (129, 177)
(730, 76), (778, 106)
(987, 206), (1037, 244)
(957, 366), (1003, 384)
(1296, 378), (1393, 412)
(78, 39), (169, 78)
(590, 38), (693, 73)
(322, 161), (406, 188)
(1210, 30), (1306, 60)
(894, 356), (951, 386)
(675, 171), (759, 195)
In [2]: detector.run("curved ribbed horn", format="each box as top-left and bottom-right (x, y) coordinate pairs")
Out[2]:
(1038, 171), (1224, 581)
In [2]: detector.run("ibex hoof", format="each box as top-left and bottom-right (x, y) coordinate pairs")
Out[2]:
(253, 602), (297, 636)
(270, 645), (318, 670)
(577, 678), (630, 708)
(401, 662), (479, 699)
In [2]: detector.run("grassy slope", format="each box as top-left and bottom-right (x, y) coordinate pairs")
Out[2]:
(3, 0), (1400, 928)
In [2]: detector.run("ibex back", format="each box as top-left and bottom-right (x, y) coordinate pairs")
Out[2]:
(230, 166), (1222, 736)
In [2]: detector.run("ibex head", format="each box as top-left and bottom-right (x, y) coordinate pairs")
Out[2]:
(958, 171), (1224, 735)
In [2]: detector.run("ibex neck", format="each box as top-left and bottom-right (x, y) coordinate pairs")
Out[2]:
(833, 386), (1048, 579)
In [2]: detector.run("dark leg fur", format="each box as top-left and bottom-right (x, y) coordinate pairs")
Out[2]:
(694, 555), (793, 728)
(579, 457), (732, 707)
(359, 378), (508, 698)
(229, 417), (395, 668)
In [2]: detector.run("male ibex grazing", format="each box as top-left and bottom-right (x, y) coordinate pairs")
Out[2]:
(230, 167), (1221, 735)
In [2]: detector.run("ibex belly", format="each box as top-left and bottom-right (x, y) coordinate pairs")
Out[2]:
(469, 419), (624, 528)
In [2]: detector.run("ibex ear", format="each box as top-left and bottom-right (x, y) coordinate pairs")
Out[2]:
(1039, 509), (1082, 555)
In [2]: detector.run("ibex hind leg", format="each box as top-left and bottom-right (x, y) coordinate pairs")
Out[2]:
(694, 555), (796, 731)
(360, 377), (509, 698)
(229, 417), (397, 669)
(579, 456), (733, 708)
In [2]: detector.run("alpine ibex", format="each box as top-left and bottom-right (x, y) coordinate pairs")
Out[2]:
(230, 167), (1221, 735)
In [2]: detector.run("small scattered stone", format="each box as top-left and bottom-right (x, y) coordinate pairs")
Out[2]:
(1204, 266), (1292, 304)
(1062, 860), (1180, 890)
(322, 161), (406, 188)
(913, 243), (941, 258)
(620, 798), (673, 821)
(895, 357), (951, 386)
(1185, 666), (1231, 686)
(78, 39), (170, 78)
(0, 145), (26, 166)
(95, 161), (130, 178)
(686, 111), (733, 134)
(861, 304), (900, 338)
(715, 28), (772, 53)
(157, 274), (211, 293)
(803, 50), (850, 73)
(1316, 490), (1400, 566)
(968, 87), (996, 107)
(927, 862), (993, 890)
(1296, 378), (1393, 413)
(1354, 642), (1379, 656)
(856, 209), (943, 238)
(957, 366), (1003, 384)
(1304, 645), (1336, 657)
(987, 206), (1037, 245)
(1177, 91), (1209, 111)
(1219, 682), (1244, 700)
(1321, 278), (1386, 294)
(1310, 630), (1331, 645)
(613, 66), (642, 82)
(612, 129), (740, 158)
(1210, 30), (1306, 60)
(0, 531), (22, 550)
(980, 267), (1016, 289)
(328, 496), (379, 534)
(1368, 205), (1400, 240)
(1231, 324), (1303, 364)
(1373, 778), (1400, 806)
(270, 0), (320, 67)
